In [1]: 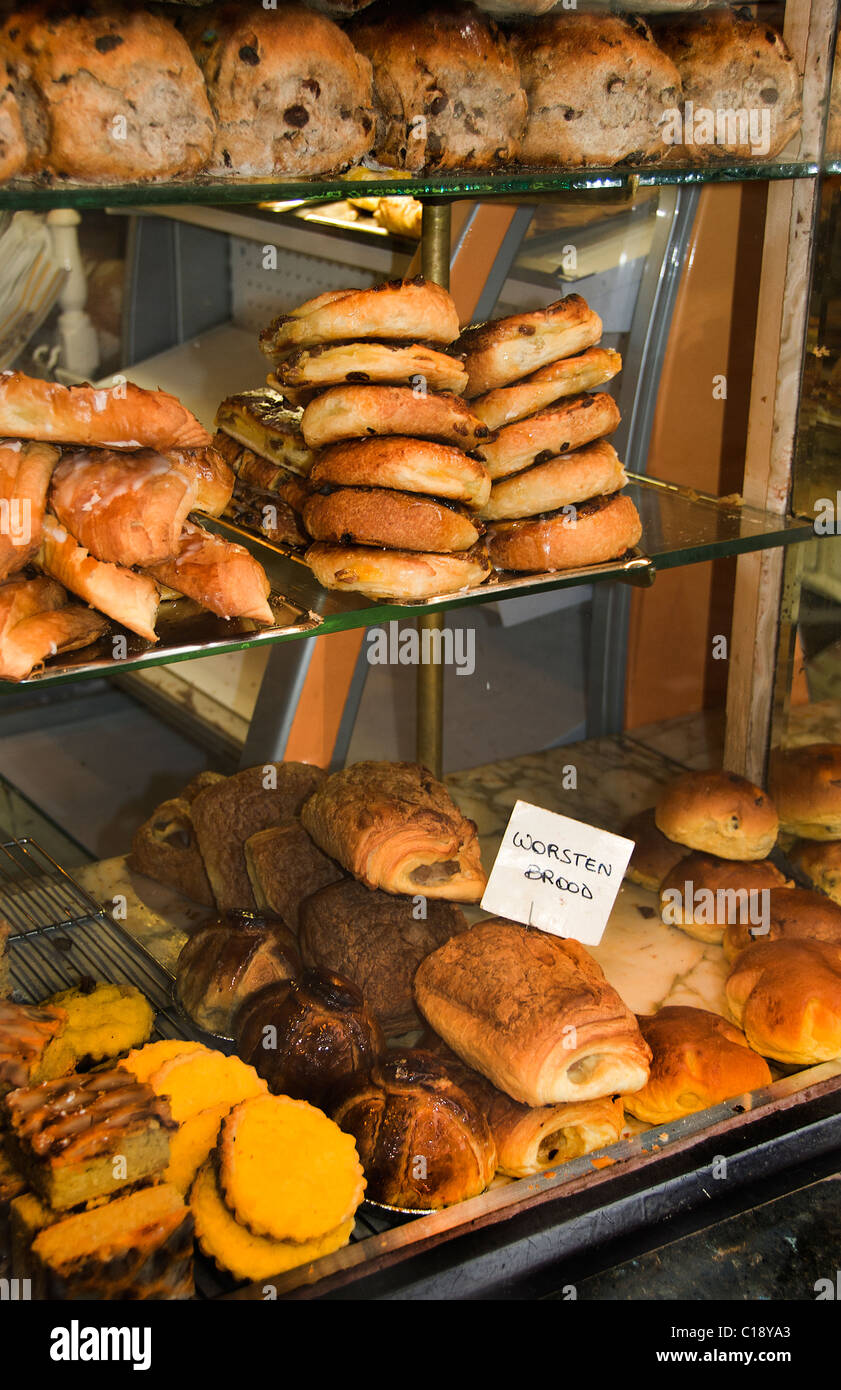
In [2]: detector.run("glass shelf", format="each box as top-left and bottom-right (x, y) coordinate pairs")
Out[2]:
(0, 159), (821, 212)
(1, 476), (814, 694)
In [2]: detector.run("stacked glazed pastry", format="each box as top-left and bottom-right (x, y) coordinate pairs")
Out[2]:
(0, 373), (275, 681)
(212, 387), (314, 550)
(259, 277), (496, 601)
(458, 295), (643, 573)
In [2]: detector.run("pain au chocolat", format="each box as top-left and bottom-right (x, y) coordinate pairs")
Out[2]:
(414, 919), (652, 1106)
(300, 761), (486, 901)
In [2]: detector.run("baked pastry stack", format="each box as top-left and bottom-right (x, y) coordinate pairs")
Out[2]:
(259, 277), (495, 601)
(213, 387), (314, 550)
(458, 295), (643, 573)
(0, 372), (275, 680)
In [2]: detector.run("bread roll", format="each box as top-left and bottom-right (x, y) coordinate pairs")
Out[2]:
(723, 886), (841, 964)
(144, 522), (273, 625)
(301, 384), (491, 451)
(301, 761), (485, 902)
(477, 394), (621, 483)
(191, 762), (327, 913)
(260, 278), (459, 355)
(622, 807), (688, 893)
(487, 492), (642, 574)
(128, 797), (215, 908)
(623, 1006), (772, 1124)
(214, 390), (313, 476)
(510, 13), (682, 167)
(473, 347), (623, 431)
(330, 1050), (496, 1209)
(659, 851), (789, 945)
(235, 968), (384, 1107)
(298, 878), (467, 1036)
(479, 440), (626, 521)
(349, 4), (526, 173)
(306, 540), (492, 601)
(654, 10), (801, 160)
(244, 819), (345, 930)
(414, 919), (652, 1105)
(0, 373), (211, 451)
(178, 0), (374, 177)
(458, 295), (603, 397)
(50, 450), (197, 569)
(788, 839), (841, 907)
(0, 441), (59, 580)
(271, 342), (468, 398)
(303, 487), (482, 554)
(1, 3), (214, 181)
(768, 744), (841, 840)
(725, 938), (841, 1065)
(310, 437), (491, 510)
(655, 770), (779, 860)
(40, 514), (160, 644)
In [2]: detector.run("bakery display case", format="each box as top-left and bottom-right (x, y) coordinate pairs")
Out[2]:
(2, 0), (841, 1307)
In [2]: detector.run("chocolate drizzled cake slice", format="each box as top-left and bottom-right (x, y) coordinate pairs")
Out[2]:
(3, 1068), (175, 1210)
(0, 999), (69, 1098)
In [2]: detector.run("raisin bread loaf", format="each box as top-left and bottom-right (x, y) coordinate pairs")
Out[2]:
(178, 1), (374, 177)
(510, 13), (682, 167)
(350, 2), (527, 172)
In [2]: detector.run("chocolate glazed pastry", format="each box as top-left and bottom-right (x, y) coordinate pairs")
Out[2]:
(176, 910), (301, 1036)
(234, 967), (385, 1107)
(330, 1049), (497, 1209)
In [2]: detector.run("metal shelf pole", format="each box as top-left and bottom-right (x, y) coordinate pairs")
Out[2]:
(416, 201), (451, 778)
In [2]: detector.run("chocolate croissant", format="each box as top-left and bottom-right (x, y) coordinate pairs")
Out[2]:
(300, 761), (486, 901)
(235, 967), (384, 1107)
(330, 1050), (496, 1210)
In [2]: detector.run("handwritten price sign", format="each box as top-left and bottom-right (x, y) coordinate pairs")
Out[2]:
(481, 800), (634, 946)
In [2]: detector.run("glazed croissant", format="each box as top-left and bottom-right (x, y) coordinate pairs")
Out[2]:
(50, 448), (198, 568)
(0, 441), (59, 580)
(300, 761), (486, 901)
(0, 372), (211, 451)
(144, 522), (273, 624)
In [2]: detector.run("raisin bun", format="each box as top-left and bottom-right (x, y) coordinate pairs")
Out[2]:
(654, 10), (802, 161)
(1, 2), (214, 181)
(768, 744), (841, 840)
(723, 886), (841, 965)
(510, 13), (682, 168)
(178, 1), (374, 177)
(350, 2), (527, 172)
(0, 61), (27, 181)
(655, 770), (779, 861)
(330, 1049), (497, 1210)
(234, 967), (385, 1107)
(176, 911), (301, 1036)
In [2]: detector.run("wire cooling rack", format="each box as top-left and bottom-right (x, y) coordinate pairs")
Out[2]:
(0, 838), (203, 1042)
(0, 837), (399, 1296)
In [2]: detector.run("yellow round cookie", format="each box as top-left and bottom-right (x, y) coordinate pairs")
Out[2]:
(218, 1094), (365, 1244)
(191, 1159), (353, 1283)
(120, 1040), (207, 1086)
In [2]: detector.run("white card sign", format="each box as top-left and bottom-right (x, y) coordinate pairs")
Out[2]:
(480, 800), (634, 947)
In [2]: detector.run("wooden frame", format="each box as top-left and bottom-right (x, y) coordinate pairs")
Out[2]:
(724, 0), (839, 781)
